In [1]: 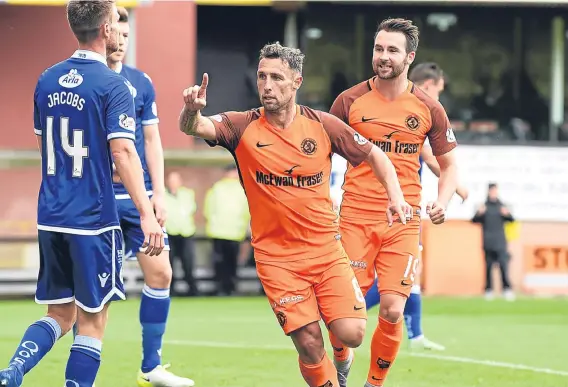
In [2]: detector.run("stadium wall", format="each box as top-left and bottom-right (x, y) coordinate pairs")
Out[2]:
(0, 3), (196, 150)
(420, 144), (568, 297)
(422, 221), (568, 296)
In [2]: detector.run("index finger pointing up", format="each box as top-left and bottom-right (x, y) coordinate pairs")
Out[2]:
(200, 73), (209, 90)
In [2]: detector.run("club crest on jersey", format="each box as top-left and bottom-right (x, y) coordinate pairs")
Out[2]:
(58, 69), (83, 89)
(405, 115), (420, 131)
(353, 132), (368, 145)
(124, 80), (137, 98)
(301, 138), (317, 155)
(119, 114), (135, 131)
(276, 311), (287, 327)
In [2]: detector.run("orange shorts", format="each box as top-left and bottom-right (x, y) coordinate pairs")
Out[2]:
(339, 215), (421, 298)
(256, 253), (367, 335)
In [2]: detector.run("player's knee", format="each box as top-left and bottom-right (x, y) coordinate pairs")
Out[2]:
(378, 296), (405, 323)
(75, 305), (109, 340)
(141, 253), (172, 288)
(329, 318), (366, 348)
(47, 303), (76, 336)
(291, 323), (325, 364)
(343, 319), (366, 348)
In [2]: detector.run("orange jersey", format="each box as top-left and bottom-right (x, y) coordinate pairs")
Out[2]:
(206, 105), (372, 262)
(330, 78), (457, 220)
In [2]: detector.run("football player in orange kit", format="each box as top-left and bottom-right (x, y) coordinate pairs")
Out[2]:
(178, 42), (413, 387)
(361, 62), (469, 354)
(329, 19), (459, 387)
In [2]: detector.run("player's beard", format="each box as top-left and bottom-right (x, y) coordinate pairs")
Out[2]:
(374, 58), (408, 80)
(106, 32), (120, 57)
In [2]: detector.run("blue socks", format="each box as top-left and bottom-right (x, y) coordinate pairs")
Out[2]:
(65, 335), (102, 387)
(403, 285), (423, 339)
(140, 284), (171, 373)
(8, 317), (102, 386)
(364, 280), (424, 340)
(9, 317), (61, 376)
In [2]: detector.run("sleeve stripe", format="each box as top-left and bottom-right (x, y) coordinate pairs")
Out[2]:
(141, 118), (159, 125)
(34, 128), (42, 135)
(107, 132), (135, 141)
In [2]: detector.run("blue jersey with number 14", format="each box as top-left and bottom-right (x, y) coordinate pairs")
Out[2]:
(34, 50), (136, 232)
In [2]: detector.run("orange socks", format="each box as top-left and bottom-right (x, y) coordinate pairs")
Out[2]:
(299, 353), (340, 387)
(328, 331), (350, 362)
(366, 316), (403, 386)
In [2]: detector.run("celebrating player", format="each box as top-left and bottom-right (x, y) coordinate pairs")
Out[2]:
(106, 7), (194, 386)
(329, 19), (459, 387)
(0, 1), (163, 386)
(331, 63), (469, 351)
(361, 62), (469, 352)
(179, 42), (412, 387)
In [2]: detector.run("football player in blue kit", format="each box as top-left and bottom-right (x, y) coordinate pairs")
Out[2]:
(331, 63), (468, 351)
(106, 7), (194, 387)
(0, 2), (163, 387)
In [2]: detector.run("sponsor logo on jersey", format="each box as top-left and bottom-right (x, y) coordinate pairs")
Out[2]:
(119, 114), (136, 131)
(210, 114), (223, 123)
(446, 128), (456, 142)
(353, 132), (369, 145)
(58, 69), (83, 89)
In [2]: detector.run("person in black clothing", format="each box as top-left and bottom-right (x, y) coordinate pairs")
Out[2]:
(472, 183), (515, 300)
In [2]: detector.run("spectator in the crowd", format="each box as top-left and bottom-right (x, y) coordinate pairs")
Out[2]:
(204, 165), (250, 296)
(472, 183), (515, 301)
(165, 171), (198, 296)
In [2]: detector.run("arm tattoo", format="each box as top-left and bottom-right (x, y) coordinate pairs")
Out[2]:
(180, 107), (199, 135)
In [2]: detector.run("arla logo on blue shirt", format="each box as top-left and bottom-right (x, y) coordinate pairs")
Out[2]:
(58, 69), (83, 89)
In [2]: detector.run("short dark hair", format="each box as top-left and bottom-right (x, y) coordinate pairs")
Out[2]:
(488, 183), (498, 189)
(67, 0), (114, 44)
(409, 62), (444, 85)
(259, 42), (305, 74)
(376, 18), (420, 53)
(117, 6), (128, 23)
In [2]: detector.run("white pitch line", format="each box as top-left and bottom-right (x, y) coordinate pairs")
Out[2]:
(408, 352), (568, 377)
(164, 339), (568, 377)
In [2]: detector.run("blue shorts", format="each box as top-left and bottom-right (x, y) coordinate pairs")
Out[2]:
(116, 196), (169, 260)
(35, 227), (126, 313)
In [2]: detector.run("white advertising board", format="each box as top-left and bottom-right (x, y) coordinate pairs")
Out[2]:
(331, 145), (568, 222)
(421, 145), (568, 222)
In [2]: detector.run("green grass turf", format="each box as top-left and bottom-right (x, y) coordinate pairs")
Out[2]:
(0, 296), (566, 387)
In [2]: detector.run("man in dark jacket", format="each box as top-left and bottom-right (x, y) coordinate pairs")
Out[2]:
(472, 183), (515, 301)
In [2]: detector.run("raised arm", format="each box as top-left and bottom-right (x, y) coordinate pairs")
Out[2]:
(179, 73), (216, 141)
